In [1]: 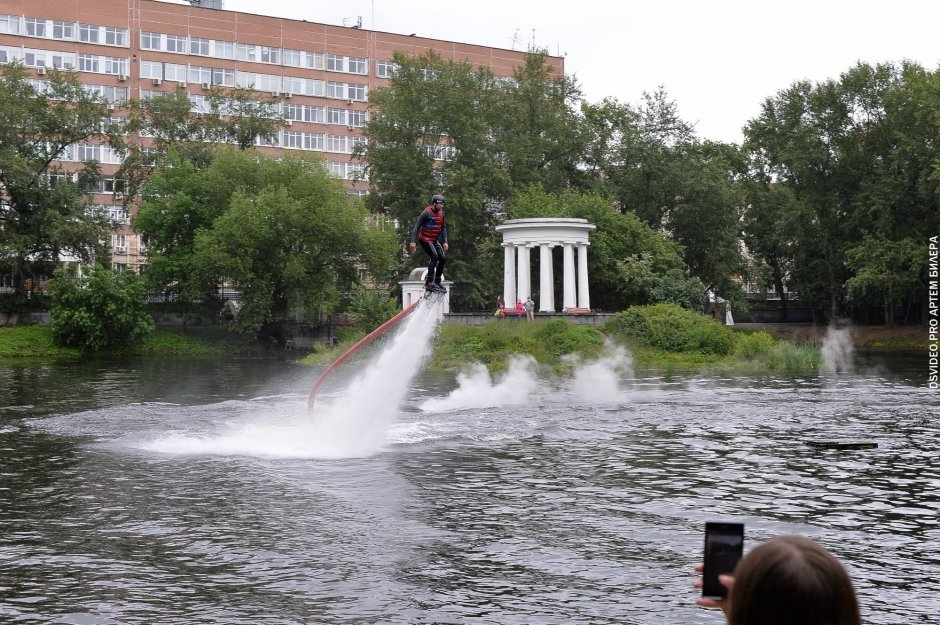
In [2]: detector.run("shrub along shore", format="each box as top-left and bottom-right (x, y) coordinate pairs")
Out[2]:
(2, 304), (927, 367)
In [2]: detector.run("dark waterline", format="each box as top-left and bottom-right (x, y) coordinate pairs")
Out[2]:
(1, 354), (938, 624)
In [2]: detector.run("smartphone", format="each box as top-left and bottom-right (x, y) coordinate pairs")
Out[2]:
(702, 522), (744, 599)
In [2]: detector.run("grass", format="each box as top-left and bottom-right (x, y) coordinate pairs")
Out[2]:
(0, 325), (81, 358)
(1, 315), (826, 373)
(0, 325), (249, 358)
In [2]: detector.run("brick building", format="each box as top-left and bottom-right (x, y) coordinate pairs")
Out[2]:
(0, 0), (563, 272)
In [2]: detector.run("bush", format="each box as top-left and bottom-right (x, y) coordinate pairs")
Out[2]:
(604, 303), (735, 355)
(733, 331), (777, 359)
(431, 318), (605, 372)
(49, 266), (155, 352)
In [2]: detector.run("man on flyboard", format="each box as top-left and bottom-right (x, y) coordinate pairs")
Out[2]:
(409, 194), (449, 294)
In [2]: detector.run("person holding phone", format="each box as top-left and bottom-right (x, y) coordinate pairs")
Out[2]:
(694, 535), (862, 625)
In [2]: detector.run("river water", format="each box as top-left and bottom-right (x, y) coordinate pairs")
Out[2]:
(1, 311), (937, 624)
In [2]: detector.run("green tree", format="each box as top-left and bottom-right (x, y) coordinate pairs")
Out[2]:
(744, 61), (940, 322)
(48, 266), (154, 352)
(583, 91), (744, 303)
(346, 284), (400, 333)
(0, 62), (113, 311)
(117, 86), (284, 199)
(360, 50), (588, 310)
(136, 148), (397, 334)
(845, 237), (924, 325)
(509, 186), (687, 310)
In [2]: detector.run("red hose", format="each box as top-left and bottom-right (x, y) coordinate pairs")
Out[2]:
(307, 299), (422, 411)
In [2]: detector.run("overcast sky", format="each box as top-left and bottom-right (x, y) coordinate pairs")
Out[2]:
(221, 0), (940, 145)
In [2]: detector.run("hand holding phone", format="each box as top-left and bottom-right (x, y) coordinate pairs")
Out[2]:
(701, 522), (744, 600)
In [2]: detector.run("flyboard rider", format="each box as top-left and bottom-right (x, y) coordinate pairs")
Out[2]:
(409, 194), (449, 293)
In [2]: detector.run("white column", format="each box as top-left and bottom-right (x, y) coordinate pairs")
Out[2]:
(516, 244), (531, 303)
(562, 243), (576, 310)
(503, 244), (516, 309)
(539, 244), (554, 312)
(577, 243), (590, 309)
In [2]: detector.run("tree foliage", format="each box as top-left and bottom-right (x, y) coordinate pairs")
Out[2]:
(48, 265), (154, 352)
(360, 50), (589, 310)
(743, 61), (940, 322)
(0, 62), (114, 311)
(508, 186), (689, 310)
(135, 148), (397, 333)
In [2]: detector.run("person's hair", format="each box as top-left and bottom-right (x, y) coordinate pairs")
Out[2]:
(729, 536), (861, 625)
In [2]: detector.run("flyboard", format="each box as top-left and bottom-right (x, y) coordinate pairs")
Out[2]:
(307, 288), (445, 411)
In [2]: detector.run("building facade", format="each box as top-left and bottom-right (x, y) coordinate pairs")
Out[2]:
(0, 0), (563, 272)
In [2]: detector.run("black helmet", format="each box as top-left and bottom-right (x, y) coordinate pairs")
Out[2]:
(431, 194), (445, 204)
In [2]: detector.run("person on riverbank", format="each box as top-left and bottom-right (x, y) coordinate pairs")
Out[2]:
(409, 194), (448, 293)
(694, 535), (861, 625)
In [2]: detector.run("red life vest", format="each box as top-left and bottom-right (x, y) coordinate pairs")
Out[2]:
(418, 206), (444, 243)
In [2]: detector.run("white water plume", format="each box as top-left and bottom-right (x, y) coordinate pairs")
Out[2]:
(142, 298), (445, 459)
(820, 323), (856, 375)
(419, 355), (541, 411)
(419, 344), (637, 412)
(305, 298), (445, 455)
(568, 343), (635, 403)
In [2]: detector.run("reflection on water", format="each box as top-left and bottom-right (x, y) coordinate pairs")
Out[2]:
(0, 352), (938, 625)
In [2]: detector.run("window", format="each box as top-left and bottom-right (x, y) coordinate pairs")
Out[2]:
(105, 27), (127, 47)
(79, 23), (99, 43)
(104, 57), (127, 75)
(347, 83), (366, 101)
(190, 66), (212, 85)
(108, 206), (128, 223)
(25, 17), (46, 37)
(140, 32), (160, 50)
(326, 81), (345, 99)
(236, 43), (256, 62)
(211, 67), (235, 87)
(163, 63), (187, 82)
(326, 54), (344, 72)
(376, 60), (397, 78)
(78, 144), (101, 162)
(348, 57), (367, 74)
(348, 109), (367, 127)
(305, 52), (324, 70)
(304, 133), (324, 150)
(51, 53), (75, 69)
(78, 54), (101, 73)
(284, 131), (304, 148)
(259, 46), (279, 64)
(25, 51), (47, 68)
(283, 77), (303, 95)
(102, 177), (125, 194)
(326, 108), (345, 125)
(52, 20), (74, 40)
(102, 86), (128, 104)
(326, 134), (347, 153)
(140, 60), (162, 80)
(308, 80), (325, 97)
(165, 35), (187, 53)
(253, 74), (279, 93)
(112, 234), (127, 250)
(327, 161), (344, 178)
(190, 37), (210, 56)
(214, 40), (235, 59)
(0, 15), (21, 35)
(283, 48), (302, 67)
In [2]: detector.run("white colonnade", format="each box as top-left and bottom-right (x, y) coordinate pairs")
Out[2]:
(494, 218), (596, 312)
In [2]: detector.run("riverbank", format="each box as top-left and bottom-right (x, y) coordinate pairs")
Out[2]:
(734, 323), (929, 350)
